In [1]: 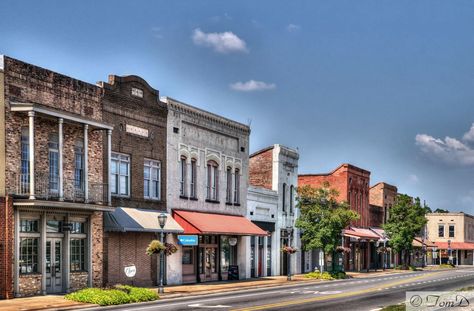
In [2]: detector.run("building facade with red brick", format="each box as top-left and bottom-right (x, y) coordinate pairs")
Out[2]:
(0, 56), (113, 298)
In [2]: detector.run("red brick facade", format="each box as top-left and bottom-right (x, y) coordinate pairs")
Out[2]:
(369, 182), (398, 225)
(0, 197), (14, 299)
(298, 164), (371, 227)
(249, 147), (273, 190)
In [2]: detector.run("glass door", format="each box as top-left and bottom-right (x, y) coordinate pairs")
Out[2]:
(46, 238), (63, 293)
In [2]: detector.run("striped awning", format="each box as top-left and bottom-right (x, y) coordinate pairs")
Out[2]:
(104, 207), (184, 233)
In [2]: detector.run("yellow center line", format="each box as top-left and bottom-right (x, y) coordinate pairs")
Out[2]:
(231, 272), (442, 311)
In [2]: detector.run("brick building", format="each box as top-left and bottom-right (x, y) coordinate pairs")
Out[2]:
(369, 182), (398, 225)
(298, 164), (378, 272)
(99, 75), (183, 287)
(0, 56), (113, 298)
(248, 145), (302, 277)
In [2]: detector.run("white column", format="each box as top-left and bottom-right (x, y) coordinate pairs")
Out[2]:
(83, 124), (89, 203)
(28, 111), (35, 199)
(58, 118), (64, 201)
(41, 212), (47, 295)
(107, 129), (112, 206)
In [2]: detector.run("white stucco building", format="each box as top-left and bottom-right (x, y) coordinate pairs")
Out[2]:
(162, 97), (266, 285)
(248, 144), (304, 277)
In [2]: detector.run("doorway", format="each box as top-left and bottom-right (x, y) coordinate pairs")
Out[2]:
(46, 238), (63, 293)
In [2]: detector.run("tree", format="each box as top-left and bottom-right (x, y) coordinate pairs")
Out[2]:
(433, 208), (449, 213)
(383, 195), (428, 268)
(295, 182), (359, 271)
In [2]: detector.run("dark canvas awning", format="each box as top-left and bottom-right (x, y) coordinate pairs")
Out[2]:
(104, 207), (184, 233)
(252, 221), (275, 233)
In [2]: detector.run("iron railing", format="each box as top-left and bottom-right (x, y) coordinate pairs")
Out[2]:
(11, 172), (109, 205)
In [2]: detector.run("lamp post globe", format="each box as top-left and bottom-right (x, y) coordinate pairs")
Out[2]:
(158, 213), (167, 229)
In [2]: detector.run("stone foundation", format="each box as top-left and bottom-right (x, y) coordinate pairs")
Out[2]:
(18, 274), (42, 297)
(70, 272), (88, 292)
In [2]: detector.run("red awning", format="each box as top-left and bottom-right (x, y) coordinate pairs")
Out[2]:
(173, 210), (268, 236)
(434, 242), (474, 250)
(343, 227), (380, 240)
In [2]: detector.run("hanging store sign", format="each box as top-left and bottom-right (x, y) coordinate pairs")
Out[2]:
(178, 235), (198, 246)
(124, 265), (136, 278)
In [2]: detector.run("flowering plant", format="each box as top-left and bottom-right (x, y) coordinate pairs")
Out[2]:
(336, 246), (351, 254)
(146, 240), (178, 256)
(281, 246), (298, 254)
(376, 246), (391, 254)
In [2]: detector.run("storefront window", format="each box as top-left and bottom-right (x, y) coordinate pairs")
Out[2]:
(199, 247), (205, 274)
(70, 239), (86, 271)
(182, 248), (193, 264)
(250, 236), (255, 277)
(221, 236), (230, 273)
(19, 238), (39, 274)
(266, 236), (272, 276)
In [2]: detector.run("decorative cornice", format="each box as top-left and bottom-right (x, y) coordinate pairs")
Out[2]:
(162, 96), (251, 135)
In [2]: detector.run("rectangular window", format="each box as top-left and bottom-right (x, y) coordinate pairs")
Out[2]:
(70, 238), (86, 272)
(46, 220), (62, 233)
(111, 153), (130, 196)
(226, 168), (232, 203)
(207, 162), (218, 201)
(131, 87), (144, 98)
(20, 219), (38, 233)
(190, 159), (197, 198)
(19, 238), (39, 274)
(144, 159), (161, 200)
(48, 134), (59, 193)
(234, 169), (240, 204)
(20, 128), (29, 192)
(74, 144), (84, 190)
(70, 222), (85, 234)
(180, 157), (187, 196)
(438, 224), (444, 238)
(449, 225), (455, 238)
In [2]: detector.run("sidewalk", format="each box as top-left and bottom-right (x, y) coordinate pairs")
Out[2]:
(0, 269), (414, 311)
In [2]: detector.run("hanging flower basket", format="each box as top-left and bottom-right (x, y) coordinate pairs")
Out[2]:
(281, 246), (298, 254)
(146, 240), (178, 256)
(336, 246), (351, 254)
(377, 246), (391, 254)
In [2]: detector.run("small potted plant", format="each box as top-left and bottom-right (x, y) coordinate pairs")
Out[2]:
(336, 246), (351, 254)
(281, 246), (298, 254)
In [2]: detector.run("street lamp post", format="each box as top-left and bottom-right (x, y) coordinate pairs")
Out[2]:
(286, 227), (292, 281)
(447, 239), (452, 266)
(158, 213), (168, 294)
(382, 233), (387, 271)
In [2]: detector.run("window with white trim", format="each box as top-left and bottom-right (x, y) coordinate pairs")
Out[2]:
(48, 133), (59, 193)
(111, 153), (130, 196)
(226, 167), (232, 203)
(207, 161), (219, 201)
(234, 168), (240, 204)
(190, 159), (197, 198)
(144, 159), (161, 200)
(180, 157), (187, 196)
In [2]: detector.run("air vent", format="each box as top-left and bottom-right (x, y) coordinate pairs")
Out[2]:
(173, 127), (179, 134)
(240, 146), (245, 152)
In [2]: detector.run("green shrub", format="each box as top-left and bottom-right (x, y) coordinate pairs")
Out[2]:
(304, 271), (347, 280)
(409, 265), (418, 271)
(65, 286), (159, 306)
(439, 263), (455, 269)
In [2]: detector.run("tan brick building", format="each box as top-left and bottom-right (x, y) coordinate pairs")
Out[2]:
(426, 212), (474, 265)
(0, 56), (113, 298)
(369, 182), (398, 225)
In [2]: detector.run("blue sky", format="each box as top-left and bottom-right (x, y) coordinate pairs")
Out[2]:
(1, 0), (474, 213)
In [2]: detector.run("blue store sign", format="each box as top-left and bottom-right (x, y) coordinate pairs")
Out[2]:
(178, 235), (199, 246)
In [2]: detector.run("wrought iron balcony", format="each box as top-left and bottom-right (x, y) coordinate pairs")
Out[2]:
(10, 172), (109, 205)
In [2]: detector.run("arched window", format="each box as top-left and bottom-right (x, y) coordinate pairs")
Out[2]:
(282, 183), (287, 212)
(290, 185), (294, 214)
(234, 168), (240, 204)
(207, 161), (219, 201)
(190, 158), (197, 199)
(48, 133), (59, 192)
(180, 156), (187, 196)
(226, 167), (232, 203)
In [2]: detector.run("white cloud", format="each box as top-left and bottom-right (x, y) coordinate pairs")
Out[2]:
(415, 133), (474, 166)
(287, 24), (301, 32)
(192, 28), (248, 54)
(151, 27), (163, 39)
(229, 80), (276, 92)
(463, 123), (474, 142)
(408, 174), (419, 183)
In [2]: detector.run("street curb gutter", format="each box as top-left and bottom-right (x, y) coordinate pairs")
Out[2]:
(79, 271), (429, 311)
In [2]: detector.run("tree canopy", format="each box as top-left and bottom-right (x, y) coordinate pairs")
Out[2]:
(295, 182), (359, 255)
(383, 194), (428, 266)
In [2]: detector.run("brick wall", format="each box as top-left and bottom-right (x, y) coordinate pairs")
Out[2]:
(249, 147), (273, 190)
(18, 274), (41, 297)
(299, 164), (371, 227)
(369, 182), (398, 224)
(100, 75), (167, 211)
(70, 272), (88, 292)
(0, 197), (13, 299)
(91, 211), (103, 287)
(369, 205), (384, 227)
(104, 232), (157, 287)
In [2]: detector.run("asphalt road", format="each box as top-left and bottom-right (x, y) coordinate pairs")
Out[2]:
(87, 268), (474, 311)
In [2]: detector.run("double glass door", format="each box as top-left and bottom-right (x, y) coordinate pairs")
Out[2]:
(46, 238), (62, 293)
